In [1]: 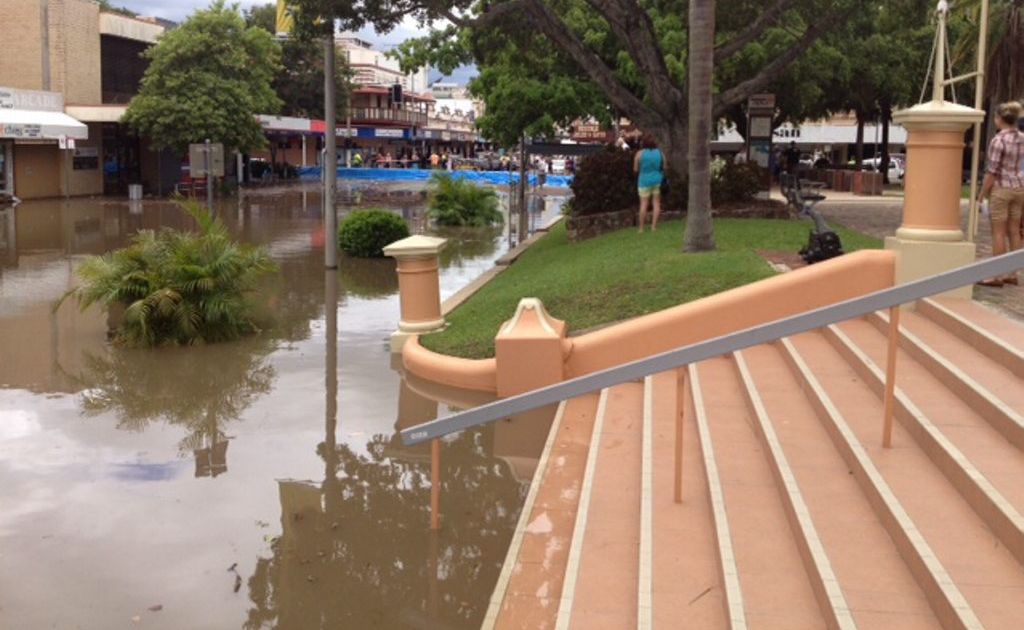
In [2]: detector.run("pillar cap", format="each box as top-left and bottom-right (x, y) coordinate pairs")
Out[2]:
(383, 234), (448, 258)
(893, 99), (985, 132)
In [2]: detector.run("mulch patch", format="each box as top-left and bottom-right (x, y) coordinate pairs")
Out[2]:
(757, 249), (807, 271)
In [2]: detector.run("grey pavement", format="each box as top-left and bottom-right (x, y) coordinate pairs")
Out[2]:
(816, 197), (1024, 322)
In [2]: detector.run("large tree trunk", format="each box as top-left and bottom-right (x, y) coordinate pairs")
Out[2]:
(880, 99), (891, 185)
(854, 110), (866, 170)
(685, 0), (716, 252)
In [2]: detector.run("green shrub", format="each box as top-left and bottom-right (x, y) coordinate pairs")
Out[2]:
(569, 145), (635, 216)
(712, 161), (765, 205)
(427, 173), (503, 227)
(65, 200), (278, 347)
(337, 209), (410, 257)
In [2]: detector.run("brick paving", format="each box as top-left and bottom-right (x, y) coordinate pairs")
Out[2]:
(814, 196), (1024, 321)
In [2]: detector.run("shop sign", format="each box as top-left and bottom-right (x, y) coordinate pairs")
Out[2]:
(374, 128), (405, 139)
(0, 123), (43, 139)
(73, 146), (99, 170)
(0, 87), (64, 112)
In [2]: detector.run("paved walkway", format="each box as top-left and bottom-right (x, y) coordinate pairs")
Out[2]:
(811, 194), (1024, 321)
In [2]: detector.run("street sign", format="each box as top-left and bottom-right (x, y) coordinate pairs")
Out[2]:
(747, 93), (776, 110)
(189, 142), (225, 178)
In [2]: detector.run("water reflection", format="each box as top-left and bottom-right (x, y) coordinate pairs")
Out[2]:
(68, 338), (277, 477)
(0, 184), (564, 629)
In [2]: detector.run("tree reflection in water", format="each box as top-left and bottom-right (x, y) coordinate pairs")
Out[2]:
(244, 427), (528, 629)
(70, 337), (276, 476)
(435, 226), (502, 269)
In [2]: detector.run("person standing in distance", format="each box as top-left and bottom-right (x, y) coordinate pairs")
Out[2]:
(977, 101), (1024, 287)
(634, 134), (665, 232)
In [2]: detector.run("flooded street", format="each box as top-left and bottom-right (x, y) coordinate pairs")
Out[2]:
(0, 182), (563, 629)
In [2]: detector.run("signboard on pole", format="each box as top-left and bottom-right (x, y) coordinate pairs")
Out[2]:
(189, 142), (225, 178)
(746, 93), (775, 198)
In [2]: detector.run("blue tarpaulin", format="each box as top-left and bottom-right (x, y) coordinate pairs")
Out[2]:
(297, 166), (573, 189)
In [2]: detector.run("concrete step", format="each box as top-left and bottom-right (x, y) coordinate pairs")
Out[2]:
(561, 383), (644, 630)
(827, 320), (1024, 566)
(694, 357), (826, 629)
(866, 309), (1024, 452)
(925, 299), (1024, 356)
(648, 369), (730, 629)
(789, 330), (1024, 629)
(917, 299), (1024, 376)
(484, 394), (600, 630)
(738, 344), (938, 629)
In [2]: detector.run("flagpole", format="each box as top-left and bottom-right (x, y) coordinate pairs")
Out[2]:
(966, 0), (990, 242)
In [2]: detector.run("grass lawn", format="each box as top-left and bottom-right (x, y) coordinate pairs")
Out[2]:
(422, 218), (882, 359)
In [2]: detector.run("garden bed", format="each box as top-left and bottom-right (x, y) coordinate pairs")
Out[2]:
(419, 217), (881, 359)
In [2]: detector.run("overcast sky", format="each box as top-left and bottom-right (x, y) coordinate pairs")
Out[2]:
(115, 1), (474, 83)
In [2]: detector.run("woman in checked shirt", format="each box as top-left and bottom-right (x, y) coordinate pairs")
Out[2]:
(977, 101), (1024, 287)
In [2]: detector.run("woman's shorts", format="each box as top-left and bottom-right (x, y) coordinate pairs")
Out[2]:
(991, 187), (1024, 223)
(638, 184), (661, 198)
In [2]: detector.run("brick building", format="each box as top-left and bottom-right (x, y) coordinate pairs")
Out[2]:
(0, 0), (172, 199)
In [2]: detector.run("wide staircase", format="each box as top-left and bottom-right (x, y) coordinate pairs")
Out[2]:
(482, 298), (1024, 630)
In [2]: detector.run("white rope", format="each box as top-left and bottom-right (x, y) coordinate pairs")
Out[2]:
(919, 24), (940, 103)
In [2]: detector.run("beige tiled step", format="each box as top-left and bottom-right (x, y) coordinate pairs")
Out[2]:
(562, 383), (644, 630)
(789, 330), (1024, 629)
(827, 320), (1024, 566)
(866, 309), (1024, 452)
(648, 369), (729, 630)
(916, 299), (1024, 379)
(486, 394), (600, 630)
(923, 298), (1024, 352)
(696, 357), (826, 629)
(738, 344), (938, 629)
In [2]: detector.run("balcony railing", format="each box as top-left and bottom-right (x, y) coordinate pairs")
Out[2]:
(349, 107), (427, 126)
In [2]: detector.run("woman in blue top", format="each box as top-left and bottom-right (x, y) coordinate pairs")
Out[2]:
(634, 134), (665, 232)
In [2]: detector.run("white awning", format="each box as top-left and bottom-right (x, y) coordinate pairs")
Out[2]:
(65, 105), (127, 123)
(0, 108), (88, 140)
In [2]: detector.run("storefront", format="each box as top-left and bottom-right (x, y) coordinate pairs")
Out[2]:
(0, 87), (89, 199)
(0, 140), (12, 196)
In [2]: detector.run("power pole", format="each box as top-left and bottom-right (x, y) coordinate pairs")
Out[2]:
(324, 32), (338, 269)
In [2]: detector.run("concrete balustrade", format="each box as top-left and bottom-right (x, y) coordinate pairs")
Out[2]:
(886, 100), (985, 299)
(384, 235), (447, 352)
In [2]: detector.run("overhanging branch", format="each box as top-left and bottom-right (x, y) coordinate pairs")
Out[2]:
(714, 0), (797, 62)
(712, 5), (854, 117)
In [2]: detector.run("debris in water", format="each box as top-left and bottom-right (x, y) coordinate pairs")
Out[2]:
(148, 604), (163, 612)
(131, 615), (141, 623)
(227, 563), (237, 572)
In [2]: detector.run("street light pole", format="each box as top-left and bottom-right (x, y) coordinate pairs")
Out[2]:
(967, 0), (990, 242)
(324, 31), (338, 269)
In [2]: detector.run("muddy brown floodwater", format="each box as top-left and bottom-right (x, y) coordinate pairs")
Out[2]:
(0, 182), (564, 629)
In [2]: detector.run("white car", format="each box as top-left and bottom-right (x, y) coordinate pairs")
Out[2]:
(861, 157), (904, 181)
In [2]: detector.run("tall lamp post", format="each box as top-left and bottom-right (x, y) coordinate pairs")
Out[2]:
(324, 30), (339, 269)
(966, 0), (990, 242)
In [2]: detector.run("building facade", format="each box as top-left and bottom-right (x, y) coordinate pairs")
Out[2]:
(0, 0), (170, 199)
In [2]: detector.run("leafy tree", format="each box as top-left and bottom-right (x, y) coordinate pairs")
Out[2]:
(953, 0), (1024, 107)
(244, 3), (354, 120)
(65, 200), (278, 346)
(328, 0), (863, 251)
(124, 1), (283, 152)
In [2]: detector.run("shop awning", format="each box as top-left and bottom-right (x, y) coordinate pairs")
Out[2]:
(0, 108), (88, 140)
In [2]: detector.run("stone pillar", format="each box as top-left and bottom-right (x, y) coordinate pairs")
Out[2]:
(885, 100), (985, 299)
(384, 235), (447, 352)
(494, 298), (568, 397)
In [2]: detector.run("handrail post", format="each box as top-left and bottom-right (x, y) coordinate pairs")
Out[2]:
(674, 368), (684, 504)
(882, 306), (901, 448)
(430, 438), (441, 530)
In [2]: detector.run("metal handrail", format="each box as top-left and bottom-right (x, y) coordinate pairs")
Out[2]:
(401, 250), (1024, 446)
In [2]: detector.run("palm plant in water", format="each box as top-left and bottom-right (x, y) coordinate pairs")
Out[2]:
(67, 200), (278, 346)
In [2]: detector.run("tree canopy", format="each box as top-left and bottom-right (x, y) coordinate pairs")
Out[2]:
(244, 3), (353, 120)
(124, 1), (282, 153)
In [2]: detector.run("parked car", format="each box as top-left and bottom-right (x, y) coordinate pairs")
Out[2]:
(861, 157), (904, 181)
